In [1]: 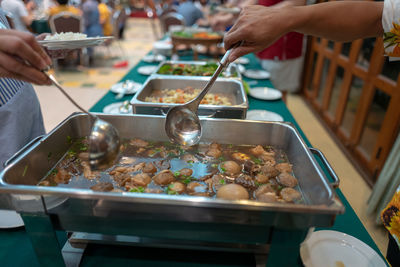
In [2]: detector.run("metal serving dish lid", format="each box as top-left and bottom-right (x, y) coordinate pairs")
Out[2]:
(0, 114), (344, 222)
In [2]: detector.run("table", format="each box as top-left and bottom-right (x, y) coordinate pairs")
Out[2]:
(31, 19), (51, 34)
(0, 53), (388, 267)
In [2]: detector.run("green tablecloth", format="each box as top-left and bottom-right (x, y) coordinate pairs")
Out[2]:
(0, 53), (388, 267)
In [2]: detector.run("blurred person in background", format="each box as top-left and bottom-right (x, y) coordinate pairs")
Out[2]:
(97, 0), (112, 36)
(256, 0), (306, 100)
(48, 0), (81, 17)
(1, 0), (34, 31)
(82, 0), (103, 63)
(176, 0), (203, 26)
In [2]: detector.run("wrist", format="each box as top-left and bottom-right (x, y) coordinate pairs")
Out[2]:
(285, 5), (307, 34)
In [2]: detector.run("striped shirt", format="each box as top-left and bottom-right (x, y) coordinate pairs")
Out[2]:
(0, 9), (28, 107)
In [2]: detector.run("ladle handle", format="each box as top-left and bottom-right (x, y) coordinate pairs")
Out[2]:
(190, 42), (242, 108)
(44, 71), (96, 120)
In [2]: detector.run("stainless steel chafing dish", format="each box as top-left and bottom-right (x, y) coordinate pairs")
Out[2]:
(0, 113), (344, 265)
(154, 60), (242, 80)
(130, 76), (248, 119)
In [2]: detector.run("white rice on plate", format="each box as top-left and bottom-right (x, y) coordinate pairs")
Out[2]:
(44, 32), (87, 41)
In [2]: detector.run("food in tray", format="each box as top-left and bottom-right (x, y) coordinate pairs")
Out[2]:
(157, 62), (238, 77)
(172, 31), (222, 39)
(38, 137), (303, 204)
(44, 32), (88, 41)
(144, 86), (233, 105)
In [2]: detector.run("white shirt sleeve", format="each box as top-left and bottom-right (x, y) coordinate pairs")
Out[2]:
(16, 0), (29, 18)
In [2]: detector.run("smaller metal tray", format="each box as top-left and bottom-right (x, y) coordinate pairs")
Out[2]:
(155, 60), (242, 80)
(130, 75), (248, 119)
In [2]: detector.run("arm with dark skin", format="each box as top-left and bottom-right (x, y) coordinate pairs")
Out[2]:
(224, 1), (384, 61)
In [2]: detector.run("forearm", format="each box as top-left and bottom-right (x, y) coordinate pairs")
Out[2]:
(289, 1), (383, 42)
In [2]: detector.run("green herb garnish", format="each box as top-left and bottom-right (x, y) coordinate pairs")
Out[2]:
(220, 167), (226, 173)
(255, 181), (262, 187)
(22, 165), (28, 177)
(182, 177), (192, 184)
(174, 171), (181, 177)
(218, 156), (225, 162)
(251, 156), (262, 165)
(211, 163), (218, 168)
(66, 135), (73, 144)
(219, 179), (226, 185)
(130, 186), (145, 193)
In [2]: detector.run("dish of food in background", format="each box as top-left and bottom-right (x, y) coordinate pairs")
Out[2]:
(137, 65), (158, 76)
(300, 230), (386, 267)
(145, 87), (232, 105)
(235, 57), (250, 65)
(249, 87), (282, 101)
(153, 40), (173, 56)
(142, 54), (166, 63)
(0, 210), (24, 229)
(110, 80), (142, 95)
(39, 33), (113, 50)
(246, 110), (284, 122)
(38, 137), (303, 205)
(172, 30), (222, 40)
(102, 101), (132, 114)
(215, 6), (241, 14)
(243, 69), (271, 79)
(156, 62), (239, 77)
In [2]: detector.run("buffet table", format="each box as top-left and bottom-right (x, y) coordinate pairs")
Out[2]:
(0, 53), (387, 267)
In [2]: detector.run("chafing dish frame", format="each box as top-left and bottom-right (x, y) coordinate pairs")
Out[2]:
(0, 113), (344, 266)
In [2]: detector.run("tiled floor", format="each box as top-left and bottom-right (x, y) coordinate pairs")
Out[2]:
(33, 17), (388, 256)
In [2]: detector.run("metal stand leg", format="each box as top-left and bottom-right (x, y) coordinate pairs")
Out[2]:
(21, 214), (66, 267)
(62, 238), (87, 267)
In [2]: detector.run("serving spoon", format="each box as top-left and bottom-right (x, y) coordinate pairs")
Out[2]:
(165, 43), (241, 146)
(44, 70), (120, 170)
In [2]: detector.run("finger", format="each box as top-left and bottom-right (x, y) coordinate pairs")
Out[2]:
(36, 33), (50, 41)
(0, 35), (49, 70)
(0, 52), (51, 85)
(6, 30), (52, 66)
(224, 28), (246, 51)
(228, 45), (256, 62)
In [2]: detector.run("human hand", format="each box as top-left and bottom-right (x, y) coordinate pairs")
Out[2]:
(0, 29), (51, 85)
(223, 5), (293, 62)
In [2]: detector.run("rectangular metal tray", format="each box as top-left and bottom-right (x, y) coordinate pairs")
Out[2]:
(0, 113), (344, 235)
(131, 76), (248, 119)
(155, 60), (242, 80)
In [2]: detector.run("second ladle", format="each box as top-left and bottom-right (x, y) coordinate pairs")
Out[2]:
(165, 46), (238, 146)
(45, 71), (120, 170)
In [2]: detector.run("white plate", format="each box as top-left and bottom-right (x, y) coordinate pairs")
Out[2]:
(243, 69), (271, 79)
(249, 87), (282, 100)
(39, 36), (113, 50)
(236, 64), (246, 74)
(246, 110), (284, 122)
(235, 57), (250, 65)
(300, 230), (387, 267)
(103, 102), (132, 114)
(110, 80), (142, 95)
(0, 210), (24, 228)
(142, 54), (166, 63)
(137, 65), (158, 76)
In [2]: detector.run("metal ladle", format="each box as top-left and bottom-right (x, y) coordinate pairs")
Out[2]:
(44, 71), (120, 170)
(165, 44), (240, 146)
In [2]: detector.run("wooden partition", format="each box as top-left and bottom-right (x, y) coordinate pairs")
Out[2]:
(301, 35), (400, 186)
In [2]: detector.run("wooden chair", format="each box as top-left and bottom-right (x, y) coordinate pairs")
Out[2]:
(48, 12), (87, 67)
(159, 12), (185, 35)
(49, 11), (82, 34)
